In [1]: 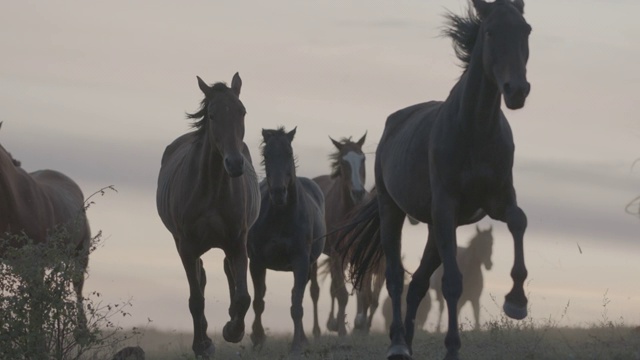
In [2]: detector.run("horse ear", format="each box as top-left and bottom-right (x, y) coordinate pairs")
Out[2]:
(196, 76), (210, 95)
(472, 0), (492, 18)
(231, 72), (242, 97)
(287, 127), (297, 142)
(511, 0), (525, 14)
(357, 131), (367, 147)
(330, 136), (343, 150)
(262, 128), (273, 142)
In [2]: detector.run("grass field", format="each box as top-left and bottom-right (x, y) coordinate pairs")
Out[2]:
(116, 320), (640, 360)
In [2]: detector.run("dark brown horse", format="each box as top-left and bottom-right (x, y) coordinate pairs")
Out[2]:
(0, 122), (91, 332)
(248, 127), (325, 354)
(156, 73), (260, 359)
(338, 1), (532, 359)
(312, 133), (367, 336)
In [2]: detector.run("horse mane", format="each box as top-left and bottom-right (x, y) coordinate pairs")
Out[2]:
(329, 137), (354, 178)
(185, 82), (232, 134)
(442, 6), (481, 70)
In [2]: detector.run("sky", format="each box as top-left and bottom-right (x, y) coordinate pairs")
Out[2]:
(1, 0), (639, 336)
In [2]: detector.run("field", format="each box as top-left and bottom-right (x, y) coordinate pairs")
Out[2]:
(119, 322), (640, 360)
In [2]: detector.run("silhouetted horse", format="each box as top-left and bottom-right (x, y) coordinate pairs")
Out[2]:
(312, 133), (367, 336)
(248, 127), (325, 354)
(0, 122), (91, 335)
(156, 73), (260, 359)
(431, 225), (494, 332)
(337, 1), (532, 359)
(380, 226), (494, 333)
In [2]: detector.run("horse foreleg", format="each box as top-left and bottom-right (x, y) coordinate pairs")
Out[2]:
(503, 204), (528, 320)
(471, 298), (481, 330)
(309, 261), (321, 338)
(369, 267), (385, 329)
(329, 256), (349, 336)
(180, 255), (214, 358)
(222, 246), (250, 344)
(291, 258), (310, 354)
(405, 226), (440, 350)
(72, 251), (89, 342)
(354, 274), (372, 333)
(249, 261), (267, 348)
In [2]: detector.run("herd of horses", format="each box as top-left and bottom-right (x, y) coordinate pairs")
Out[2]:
(0, 1), (532, 359)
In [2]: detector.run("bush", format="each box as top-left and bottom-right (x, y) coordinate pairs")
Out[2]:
(0, 186), (137, 360)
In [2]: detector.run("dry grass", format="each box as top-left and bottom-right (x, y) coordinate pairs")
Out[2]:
(116, 322), (640, 360)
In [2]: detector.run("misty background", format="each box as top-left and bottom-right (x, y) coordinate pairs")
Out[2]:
(1, 0), (639, 334)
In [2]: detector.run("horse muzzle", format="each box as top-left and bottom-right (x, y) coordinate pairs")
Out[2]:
(502, 81), (531, 110)
(224, 156), (245, 178)
(350, 189), (366, 204)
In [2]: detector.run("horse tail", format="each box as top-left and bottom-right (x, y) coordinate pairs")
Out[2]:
(334, 195), (383, 290)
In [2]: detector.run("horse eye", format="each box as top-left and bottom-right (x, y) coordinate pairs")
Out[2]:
(485, 30), (493, 38)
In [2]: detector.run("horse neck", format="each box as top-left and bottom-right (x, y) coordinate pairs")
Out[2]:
(448, 35), (502, 140)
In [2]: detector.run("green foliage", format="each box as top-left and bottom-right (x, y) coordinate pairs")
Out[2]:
(0, 186), (139, 360)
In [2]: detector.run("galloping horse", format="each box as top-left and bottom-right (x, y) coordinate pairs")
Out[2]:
(338, 1), (532, 359)
(0, 122), (91, 331)
(156, 73), (260, 359)
(312, 133), (367, 336)
(248, 127), (325, 354)
(380, 226), (494, 332)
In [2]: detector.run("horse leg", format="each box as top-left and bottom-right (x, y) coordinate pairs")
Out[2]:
(249, 261), (267, 348)
(309, 260), (322, 338)
(487, 193), (529, 320)
(471, 297), (481, 330)
(329, 256), (349, 336)
(369, 266), (385, 329)
(432, 195), (462, 360)
(72, 250), (89, 343)
(180, 254), (214, 358)
(222, 244), (251, 343)
(405, 226), (441, 351)
(377, 191), (411, 360)
(290, 257), (310, 354)
(436, 290), (445, 333)
(326, 288), (338, 332)
(503, 204), (528, 319)
(354, 273), (372, 333)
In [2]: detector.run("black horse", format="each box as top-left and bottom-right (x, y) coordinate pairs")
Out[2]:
(156, 73), (260, 359)
(337, 1), (531, 359)
(248, 127), (326, 354)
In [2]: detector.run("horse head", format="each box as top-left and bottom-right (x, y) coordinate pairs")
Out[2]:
(261, 127), (297, 207)
(329, 132), (367, 204)
(473, 0), (531, 109)
(194, 72), (247, 177)
(475, 224), (494, 270)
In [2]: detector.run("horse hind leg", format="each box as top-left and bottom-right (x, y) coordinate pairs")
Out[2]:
(368, 266), (386, 330)
(405, 226), (441, 351)
(329, 256), (349, 336)
(354, 273), (372, 334)
(249, 262), (267, 348)
(72, 250), (90, 343)
(180, 255), (214, 358)
(222, 247), (251, 344)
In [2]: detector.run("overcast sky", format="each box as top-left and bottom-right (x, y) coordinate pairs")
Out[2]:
(1, 0), (639, 334)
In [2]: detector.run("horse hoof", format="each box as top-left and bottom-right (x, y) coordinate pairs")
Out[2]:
(196, 343), (215, 359)
(503, 301), (527, 320)
(387, 344), (412, 360)
(313, 327), (321, 338)
(250, 332), (266, 348)
(223, 322), (245, 343)
(327, 317), (338, 332)
(354, 314), (367, 330)
(443, 352), (459, 360)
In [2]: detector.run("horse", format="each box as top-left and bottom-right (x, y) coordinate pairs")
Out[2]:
(380, 226), (494, 332)
(337, 1), (532, 359)
(0, 122), (91, 338)
(247, 126), (326, 354)
(156, 73), (260, 359)
(312, 133), (367, 336)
